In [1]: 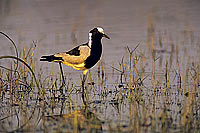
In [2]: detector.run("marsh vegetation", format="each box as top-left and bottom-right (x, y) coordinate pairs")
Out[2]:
(1, 16), (200, 132)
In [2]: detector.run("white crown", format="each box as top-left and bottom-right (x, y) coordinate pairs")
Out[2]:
(97, 27), (104, 34)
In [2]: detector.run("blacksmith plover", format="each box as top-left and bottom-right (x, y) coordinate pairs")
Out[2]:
(40, 27), (110, 75)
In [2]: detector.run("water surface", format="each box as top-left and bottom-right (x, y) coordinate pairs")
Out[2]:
(0, 0), (200, 132)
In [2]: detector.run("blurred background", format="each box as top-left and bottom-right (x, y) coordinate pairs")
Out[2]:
(1, 0), (200, 71)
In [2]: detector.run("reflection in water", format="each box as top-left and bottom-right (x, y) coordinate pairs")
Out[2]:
(45, 108), (102, 132)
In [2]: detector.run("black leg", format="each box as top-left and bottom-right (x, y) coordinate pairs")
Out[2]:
(59, 62), (65, 94)
(82, 74), (87, 106)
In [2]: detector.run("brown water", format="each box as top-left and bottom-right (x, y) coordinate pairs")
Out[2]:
(0, 0), (200, 132)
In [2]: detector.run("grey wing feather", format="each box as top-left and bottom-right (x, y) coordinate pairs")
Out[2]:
(55, 45), (91, 64)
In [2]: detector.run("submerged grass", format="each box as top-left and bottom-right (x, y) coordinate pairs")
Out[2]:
(0, 17), (200, 132)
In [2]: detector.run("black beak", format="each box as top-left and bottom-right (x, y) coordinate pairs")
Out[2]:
(103, 34), (110, 39)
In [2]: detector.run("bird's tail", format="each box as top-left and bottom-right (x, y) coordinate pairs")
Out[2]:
(40, 55), (63, 62)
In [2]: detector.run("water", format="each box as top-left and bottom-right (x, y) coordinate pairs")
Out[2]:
(0, 0), (199, 74)
(0, 0), (200, 132)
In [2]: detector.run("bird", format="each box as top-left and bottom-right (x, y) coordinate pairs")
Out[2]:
(40, 27), (109, 105)
(40, 27), (110, 75)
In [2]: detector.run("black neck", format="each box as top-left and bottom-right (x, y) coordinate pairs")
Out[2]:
(84, 38), (102, 69)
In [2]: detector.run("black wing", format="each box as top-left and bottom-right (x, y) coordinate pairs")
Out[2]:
(66, 43), (88, 56)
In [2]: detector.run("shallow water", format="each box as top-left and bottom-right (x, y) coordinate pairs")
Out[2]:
(0, 0), (200, 132)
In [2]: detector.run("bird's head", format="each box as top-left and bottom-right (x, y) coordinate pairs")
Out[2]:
(89, 27), (110, 40)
